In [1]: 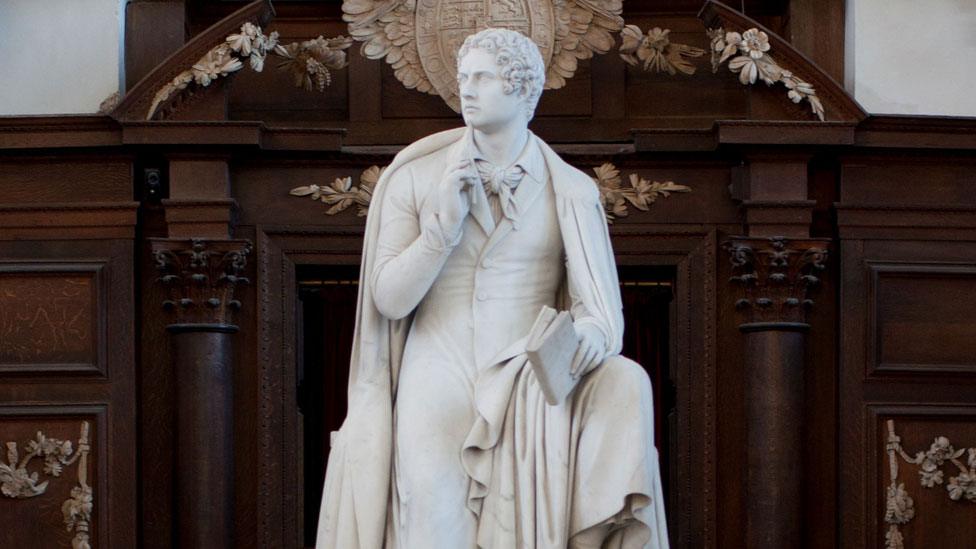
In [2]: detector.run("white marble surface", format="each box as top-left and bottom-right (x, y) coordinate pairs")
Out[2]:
(317, 29), (669, 548)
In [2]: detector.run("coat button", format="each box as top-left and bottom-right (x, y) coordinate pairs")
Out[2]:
(476, 291), (488, 301)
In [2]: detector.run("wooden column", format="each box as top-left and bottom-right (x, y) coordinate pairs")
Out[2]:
(724, 236), (828, 548)
(725, 152), (829, 548)
(152, 238), (251, 548)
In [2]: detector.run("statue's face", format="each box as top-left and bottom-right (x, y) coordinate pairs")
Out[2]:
(457, 48), (526, 133)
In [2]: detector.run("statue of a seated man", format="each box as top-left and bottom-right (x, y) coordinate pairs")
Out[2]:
(317, 27), (669, 549)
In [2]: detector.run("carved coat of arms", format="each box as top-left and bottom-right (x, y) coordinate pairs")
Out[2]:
(343, 0), (623, 110)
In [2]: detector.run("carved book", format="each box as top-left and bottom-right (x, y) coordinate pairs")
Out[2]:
(526, 306), (581, 405)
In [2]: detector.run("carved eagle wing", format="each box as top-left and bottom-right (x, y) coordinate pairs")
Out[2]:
(548, 0), (624, 88)
(342, 0), (437, 93)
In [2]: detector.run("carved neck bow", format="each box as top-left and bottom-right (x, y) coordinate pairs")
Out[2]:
(474, 159), (525, 222)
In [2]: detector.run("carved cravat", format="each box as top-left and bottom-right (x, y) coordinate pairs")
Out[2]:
(474, 159), (525, 224)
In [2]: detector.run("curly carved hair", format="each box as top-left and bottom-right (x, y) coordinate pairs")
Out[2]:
(457, 28), (546, 121)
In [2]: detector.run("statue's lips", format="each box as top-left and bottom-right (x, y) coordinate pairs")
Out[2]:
(462, 105), (480, 112)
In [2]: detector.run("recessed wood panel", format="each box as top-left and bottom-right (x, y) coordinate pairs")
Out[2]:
(871, 409), (976, 549)
(841, 158), (976, 207)
(869, 264), (976, 375)
(0, 263), (106, 375)
(0, 159), (130, 204)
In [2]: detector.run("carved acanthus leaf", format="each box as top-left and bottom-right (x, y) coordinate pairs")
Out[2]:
(619, 25), (705, 75)
(153, 239), (252, 325)
(723, 237), (828, 324)
(707, 27), (825, 121)
(590, 163), (691, 222)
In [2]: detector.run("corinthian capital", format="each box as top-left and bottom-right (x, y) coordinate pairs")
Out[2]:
(723, 236), (829, 326)
(151, 238), (251, 329)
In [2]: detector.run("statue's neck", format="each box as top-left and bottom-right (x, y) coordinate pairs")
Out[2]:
(471, 124), (529, 167)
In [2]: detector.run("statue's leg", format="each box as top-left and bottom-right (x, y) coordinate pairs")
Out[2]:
(395, 356), (479, 547)
(568, 355), (661, 549)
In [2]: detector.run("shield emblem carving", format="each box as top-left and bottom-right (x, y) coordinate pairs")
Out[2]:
(415, 0), (555, 110)
(343, 0), (623, 111)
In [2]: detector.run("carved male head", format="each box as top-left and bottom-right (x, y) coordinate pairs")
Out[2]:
(456, 28), (546, 130)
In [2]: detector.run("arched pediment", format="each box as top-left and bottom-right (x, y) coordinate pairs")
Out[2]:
(111, 0), (867, 147)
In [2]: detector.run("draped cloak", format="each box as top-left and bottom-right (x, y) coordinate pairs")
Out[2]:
(316, 127), (669, 548)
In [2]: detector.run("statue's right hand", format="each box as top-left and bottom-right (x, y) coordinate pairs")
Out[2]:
(436, 160), (477, 239)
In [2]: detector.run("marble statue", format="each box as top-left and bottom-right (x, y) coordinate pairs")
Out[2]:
(316, 28), (669, 549)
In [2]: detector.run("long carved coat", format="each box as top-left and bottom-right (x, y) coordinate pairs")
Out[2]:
(316, 127), (668, 548)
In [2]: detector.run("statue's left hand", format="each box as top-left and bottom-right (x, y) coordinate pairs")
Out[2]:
(571, 322), (605, 378)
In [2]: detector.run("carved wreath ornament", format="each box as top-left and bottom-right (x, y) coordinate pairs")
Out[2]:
(1, 422), (93, 548)
(884, 420), (976, 549)
(291, 163), (688, 221)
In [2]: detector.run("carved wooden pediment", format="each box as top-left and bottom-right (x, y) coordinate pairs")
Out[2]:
(110, 0), (868, 148)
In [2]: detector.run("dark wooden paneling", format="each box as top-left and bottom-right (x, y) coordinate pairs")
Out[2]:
(0, 263), (107, 376)
(125, 0), (186, 90)
(0, 238), (137, 549)
(870, 264), (976, 375)
(841, 156), (976, 207)
(0, 158), (131, 204)
(786, 0), (845, 85)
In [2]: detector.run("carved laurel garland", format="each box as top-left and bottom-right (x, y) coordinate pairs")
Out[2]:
(147, 22), (353, 120)
(619, 25), (705, 75)
(1, 422), (93, 548)
(292, 164), (688, 222)
(707, 27), (825, 121)
(290, 165), (384, 216)
(590, 163), (691, 222)
(884, 420), (976, 549)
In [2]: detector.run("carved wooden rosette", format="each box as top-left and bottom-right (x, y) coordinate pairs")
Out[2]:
(152, 239), (251, 330)
(724, 236), (828, 327)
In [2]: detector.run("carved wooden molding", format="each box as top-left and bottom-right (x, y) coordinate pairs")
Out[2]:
(0, 422), (93, 548)
(698, 0), (867, 123)
(619, 25), (705, 76)
(590, 163), (691, 222)
(884, 420), (976, 549)
(152, 239), (252, 327)
(723, 236), (829, 325)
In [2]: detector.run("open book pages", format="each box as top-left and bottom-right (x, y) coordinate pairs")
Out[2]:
(526, 306), (582, 405)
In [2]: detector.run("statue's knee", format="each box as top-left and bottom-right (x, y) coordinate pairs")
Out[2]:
(596, 355), (653, 407)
